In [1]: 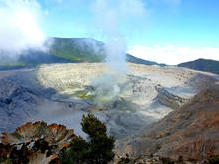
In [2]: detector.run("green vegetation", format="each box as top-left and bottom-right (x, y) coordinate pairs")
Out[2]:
(1, 114), (114, 164)
(59, 137), (89, 164)
(59, 113), (115, 164)
(50, 38), (106, 62)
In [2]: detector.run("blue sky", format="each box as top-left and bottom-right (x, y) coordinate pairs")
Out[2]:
(0, 0), (219, 64)
(38, 0), (219, 47)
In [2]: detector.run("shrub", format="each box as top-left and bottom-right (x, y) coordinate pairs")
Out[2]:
(60, 113), (115, 164)
(81, 113), (107, 137)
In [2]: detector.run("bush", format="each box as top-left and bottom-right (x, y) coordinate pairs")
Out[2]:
(60, 113), (115, 164)
(60, 137), (89, 164)
(81, 113), (107, 137)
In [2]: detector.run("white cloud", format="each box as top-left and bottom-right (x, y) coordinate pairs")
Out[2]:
(128, 45), (219, 65)
(0, 0), (47, 56)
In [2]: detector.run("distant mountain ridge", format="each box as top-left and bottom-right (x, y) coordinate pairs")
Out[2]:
(0, 37), (164, 70)
(126, 54), (166, 66)
(178, 58), (219, 74)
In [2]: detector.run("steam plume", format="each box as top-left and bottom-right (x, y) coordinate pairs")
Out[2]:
(90, 0), (146, 105)
(92, 0), (146, 73)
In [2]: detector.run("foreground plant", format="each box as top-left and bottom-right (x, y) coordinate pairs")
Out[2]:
(0, 114), (115, 164)
(59, 113), (115, 164)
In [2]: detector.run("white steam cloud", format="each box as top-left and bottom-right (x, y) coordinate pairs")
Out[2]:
(0, 0), (47, 56)
(90, 0), (146, 105)
(92, 0), (146, 73)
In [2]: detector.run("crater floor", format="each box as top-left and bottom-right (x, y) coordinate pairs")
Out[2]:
(0, 63), (217, 142)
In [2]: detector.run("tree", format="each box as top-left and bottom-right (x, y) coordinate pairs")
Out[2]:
(59, 137), (89, 164)
(60, 113), (115, 164)
(81, 113), (107, 137)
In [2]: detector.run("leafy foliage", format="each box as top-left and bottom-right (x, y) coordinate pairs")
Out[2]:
(60, 113), (115, 164)
(81, 113), (107, 137)
(59, 137), (89, 164)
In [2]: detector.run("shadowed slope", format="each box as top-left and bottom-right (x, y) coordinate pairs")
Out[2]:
(178, 58), (219, 75)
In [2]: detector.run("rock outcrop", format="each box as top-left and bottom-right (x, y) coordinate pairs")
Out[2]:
(0, 78), (41, 133)
(155, 88), (189, 109)
(0, 121), (78, 164)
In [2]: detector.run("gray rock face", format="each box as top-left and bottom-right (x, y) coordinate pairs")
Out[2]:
(155, 88), (189, 109)
(0, 78), (39, 133)
(0, 70), (57, 134)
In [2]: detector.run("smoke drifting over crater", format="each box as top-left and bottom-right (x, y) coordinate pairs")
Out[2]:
(92, 0), (146, 73)
(89, 0), (147, 104)
(0, 0), (47, 57)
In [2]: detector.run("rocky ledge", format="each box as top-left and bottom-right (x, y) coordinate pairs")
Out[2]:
(0, 121), (79, 164)
(155, 87), (190, 109)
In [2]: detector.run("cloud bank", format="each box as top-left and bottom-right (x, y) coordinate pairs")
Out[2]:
(128, 45), (219, 65)
(0, 0), (46, 56)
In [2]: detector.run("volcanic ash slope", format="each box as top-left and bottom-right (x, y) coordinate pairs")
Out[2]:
(34, 63), (218, 140)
